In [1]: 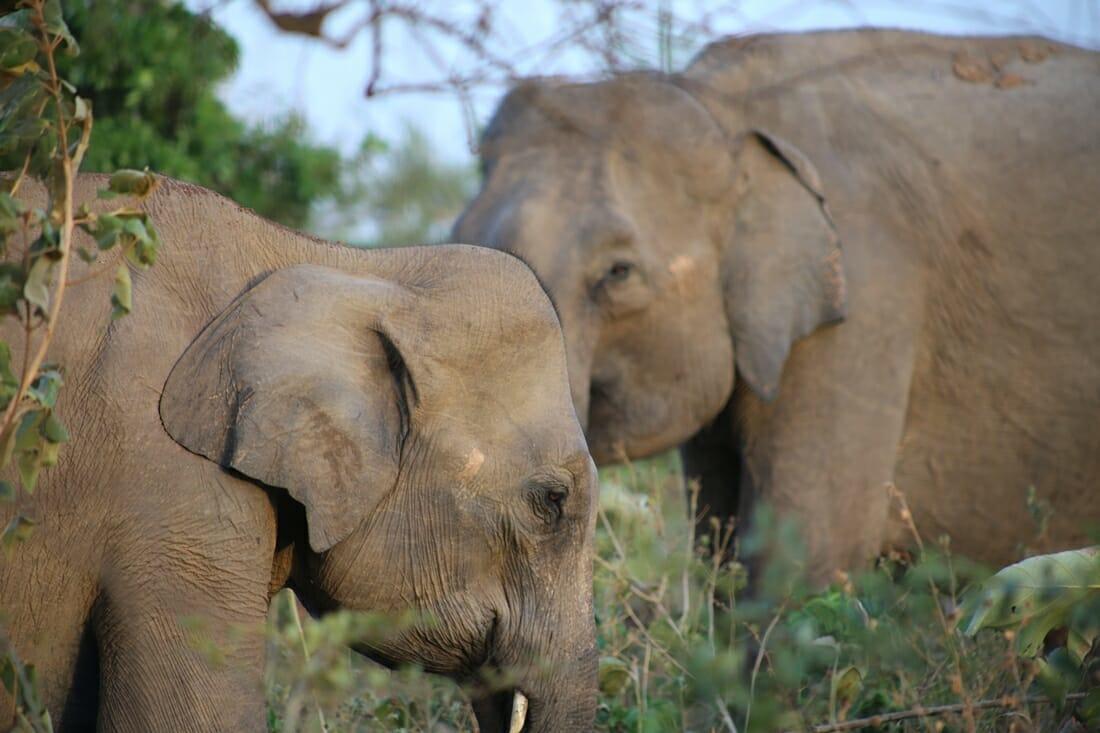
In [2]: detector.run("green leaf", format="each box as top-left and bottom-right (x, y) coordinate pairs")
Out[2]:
(123, 215), (159, 267)
(832, 665), (863, 712)
(1081, 688), (1100, 727)
(962, 546), (1100, 656)
(0, 341), (18, 410)
(108, 169), (157, 197)
(28, 369), (62, 408)
(23, 254), (54, 314)
(0, 654), (13, 693)
(18, 441), (41, 493)
(0, 480), (13, 502)
(0, 262), (24, 316)
(85, 212), (123, 250)
(0, 192), (25, 235)
(42, 0), (79, 54)
(38, 438), (59, 467)
(1, 513), (35, 554)
(40, 413), (68, 444)
(0, 9), (34, 32)
(0, 116), (48, 158)
(110, 263), (131, 320)
(0, 72), (45, 133)
(1035, 647), (1080, 709)
(0, 28), (36, 71)
(598, 656), (631, 696)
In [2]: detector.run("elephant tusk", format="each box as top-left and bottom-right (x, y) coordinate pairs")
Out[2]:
(508, 690), (529, 733)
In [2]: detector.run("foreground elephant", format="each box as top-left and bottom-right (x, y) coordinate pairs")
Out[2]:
(0, 176), (597, 732)
(454, 30), (1100, 579)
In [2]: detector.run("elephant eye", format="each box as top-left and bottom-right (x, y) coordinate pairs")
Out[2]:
(603, 261), (634, 285)
(529, 480), (570, 526)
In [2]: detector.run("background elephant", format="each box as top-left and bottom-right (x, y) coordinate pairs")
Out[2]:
(0, 176), (597, 732)
(454, 29), (1100, 581)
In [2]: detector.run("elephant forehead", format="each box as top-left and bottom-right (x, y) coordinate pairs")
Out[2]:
(480, 75), (733, 196)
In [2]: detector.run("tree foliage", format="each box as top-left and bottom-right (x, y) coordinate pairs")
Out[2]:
(43, 0), (344, 230)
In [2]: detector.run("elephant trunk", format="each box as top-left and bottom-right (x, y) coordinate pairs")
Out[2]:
(473, 614), (598, 732)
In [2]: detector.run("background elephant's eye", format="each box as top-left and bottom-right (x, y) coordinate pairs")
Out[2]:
(604, 261), (634, 284)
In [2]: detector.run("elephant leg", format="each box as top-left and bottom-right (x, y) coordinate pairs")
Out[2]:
(679, 400), (741, 555)
(95, 478), (278, 732)
(736, 292), (919, 585)
(0, 519), (100, 732)
(95, 560), (271, 732)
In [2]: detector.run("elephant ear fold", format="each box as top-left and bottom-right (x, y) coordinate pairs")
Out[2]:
(160, 265), (412, 553)
(723, 130), (848, 401)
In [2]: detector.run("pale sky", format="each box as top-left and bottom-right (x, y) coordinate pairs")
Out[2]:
(192, 0), (1100, 162)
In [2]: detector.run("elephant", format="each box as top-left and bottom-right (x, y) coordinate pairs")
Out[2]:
(453, 29), (1100, 582)
(0, 175), (597, 732)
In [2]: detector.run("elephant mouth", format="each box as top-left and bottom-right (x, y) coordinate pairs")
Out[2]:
(471, 688), (529, 732)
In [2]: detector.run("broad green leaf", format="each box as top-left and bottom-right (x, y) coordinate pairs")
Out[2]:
(0, 28), (36, 71)
(23, 254), (54, 313)
(1, 513), (35, 554)
(111, 264), (132, 320)
(108, 169), (157, 197)
(962, 546), (1100, 656)
(27, 369), (62, 408)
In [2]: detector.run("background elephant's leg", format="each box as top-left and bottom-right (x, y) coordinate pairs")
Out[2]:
(738, 272), (920, 583)
(679, 400), (741, 555)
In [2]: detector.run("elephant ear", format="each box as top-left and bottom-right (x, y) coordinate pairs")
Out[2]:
(160, 265), (413, 552)
(723, 130), (847, 401)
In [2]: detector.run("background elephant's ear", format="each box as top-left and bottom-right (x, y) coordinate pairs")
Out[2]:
(722, 130), (848, 401)
(160, 265), (412, 552)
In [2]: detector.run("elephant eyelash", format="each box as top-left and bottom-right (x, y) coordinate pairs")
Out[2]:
(379, 333), (414, 450)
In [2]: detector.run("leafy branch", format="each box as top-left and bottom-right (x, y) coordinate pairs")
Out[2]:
(0, 0), (162, 725)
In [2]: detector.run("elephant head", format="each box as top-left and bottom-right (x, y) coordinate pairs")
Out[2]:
(159, 253), (596, 732)
(454, 74), (847, 462)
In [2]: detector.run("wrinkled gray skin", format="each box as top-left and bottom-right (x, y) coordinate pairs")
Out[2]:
(455, 30), (1100, 581)
(0, 176), (597, 732)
